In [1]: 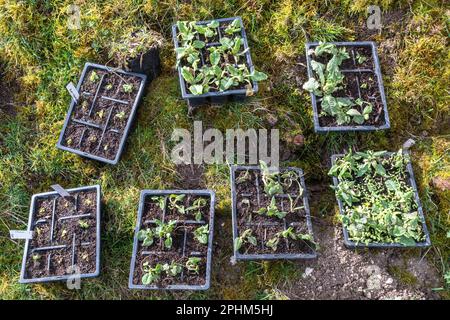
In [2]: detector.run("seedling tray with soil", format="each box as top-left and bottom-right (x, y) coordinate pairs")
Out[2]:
(172, 17), (267, 111)
(329, 149), (431, 249)
(18, 185), (101, 283)
(230, 163), (317, 260)
(57, 63), (147, 164)
(129, 190), (215, 290)
(304, 41), (390, 132)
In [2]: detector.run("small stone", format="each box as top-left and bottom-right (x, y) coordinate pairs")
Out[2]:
(302, 267), (314, 279)
(386, 277), (394, 285)
(293, 134), (305, 146)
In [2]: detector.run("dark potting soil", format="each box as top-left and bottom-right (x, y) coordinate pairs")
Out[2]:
(234, 169), (315, 255)
(132, 194), (210, 287)
(24, 190), (97, 279)
(61, 67), (143, 160)
(310, 44), (385, 127)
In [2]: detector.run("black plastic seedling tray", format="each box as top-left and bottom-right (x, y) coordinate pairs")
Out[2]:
(331, 151), (431, 249)
(127, 46), (161, 82)
(172, 16), (258, 109)
(56, 62), (147, 165)
(305, 41), (390, 132)
(19, 185), (101, 284)
(230, 165), (317, 260)
(129, 190), (215, 290)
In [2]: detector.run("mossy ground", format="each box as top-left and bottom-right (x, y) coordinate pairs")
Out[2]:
(0, 0), (448, 299)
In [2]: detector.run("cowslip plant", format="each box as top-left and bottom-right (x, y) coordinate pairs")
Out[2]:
(137, 228), (155, 246)
(266, 227), (314, 251)
(186, 198), (207, 221)
(175, 18), (267, 95)
(162, 262), (183, 277)
(193, 224), (209, 245)
(260, 160), (283, 196)
(169, 194), (187, 215)
(255, 196), (287, 219)
(234, 228), (257, 250)
(329, 148), (425, 245)
(303, 42), (374, 125)
(154, 219), (177, 249)
(141, 262), (163, 285)
(186, 257), (201, 274)
(151, 196), (166, 210)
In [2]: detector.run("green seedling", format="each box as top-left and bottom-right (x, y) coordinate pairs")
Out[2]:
(137, 228), (155, 246)
(356, 52), (367, 64)
(122, 84), (133, 93)
(151, 196), (166, 210)
(141, 262), (162, 285)
(105, 83), (113, 90)
(186, 257), (201, 274)
(193, 224), (209, 245)
(89, 71), (99, 82)
(169, 194), (187, 215)
(186, 197), (207, 221)
(78, 220), (89, 229)
(259, 160), (283, 196)
(266, 227), (315, 251)
(154, 219), (177, 249)
(255, 196), (287, 219)
(162, 262), (183, 277)
(115, 111), (126, 120)
(234, 228), (257, 251)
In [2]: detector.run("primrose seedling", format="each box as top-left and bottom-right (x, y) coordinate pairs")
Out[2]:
(137, 228), (155, 246)
(105, 83), (113, 91)
(234, 228), (257, 251)
(356, 52), (367, 64)
(154, 219), (177, 249)
(260, 160), (283, 196)
(193, 224), (209, 245)
(115, 111), (126, 120)
(151, 196), (166, 210)
(122, 83), (133, 93)
(186, 257), (201, 274)
(141, 262), (162, 285)
(236, 170), (251, 184)
(266, 227), (314, 251)
(78, 220), (89, 229)
(89, 71), (99, 82)
(169, 194), (187, 215)
(186, 197), (207, 221)
(162, 262), (183, 277)
(255, 196), (287, 219)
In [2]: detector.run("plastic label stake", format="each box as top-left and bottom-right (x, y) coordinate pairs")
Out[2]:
(10, 230), (33, 240)
(66, 82), (80, 102)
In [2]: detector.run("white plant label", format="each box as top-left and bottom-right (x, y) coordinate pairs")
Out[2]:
(10, 230), (33, 240)
(66, 82), (80, 102)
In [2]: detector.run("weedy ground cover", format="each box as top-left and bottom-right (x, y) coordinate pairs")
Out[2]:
(19, 185), (101, 283)
(304, 42), (389, 132)
(129, 190), (215, 290)
(329, 149), (431, 248)
(57, 63), (147, 164)
(172, 17), (267, 107)
(231, 161), (316, 260)
(108, 26), (163, 81)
